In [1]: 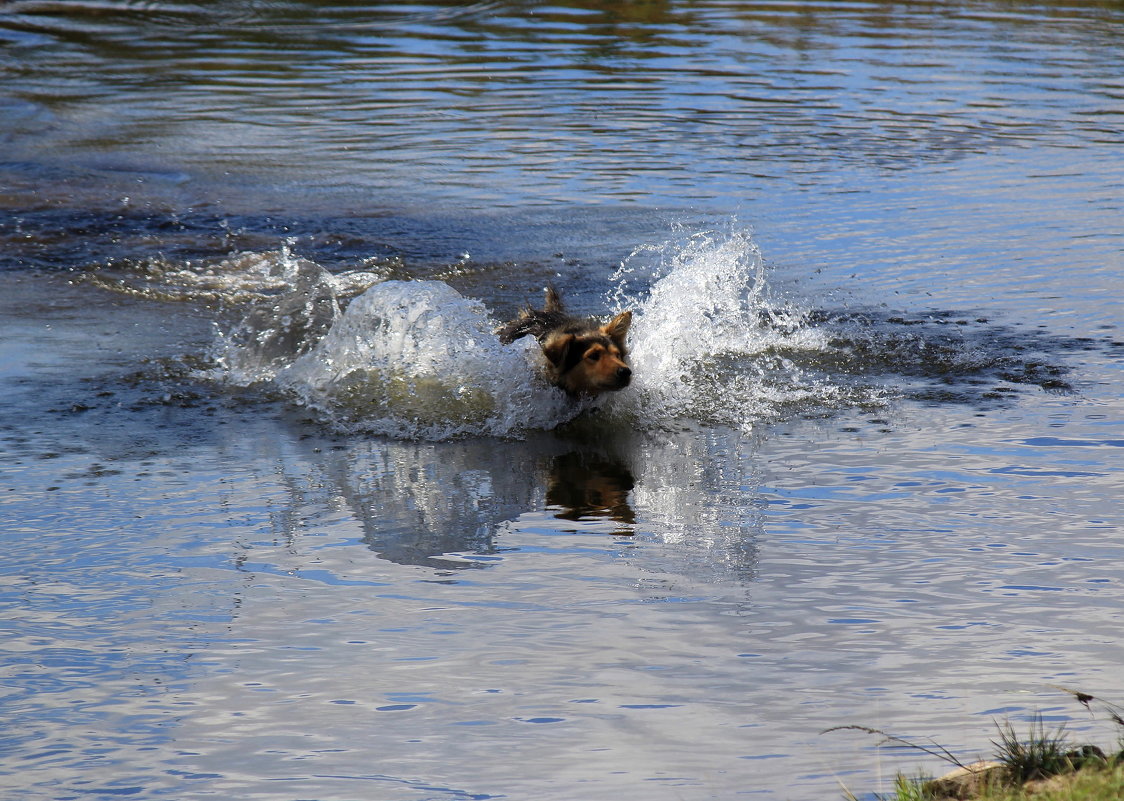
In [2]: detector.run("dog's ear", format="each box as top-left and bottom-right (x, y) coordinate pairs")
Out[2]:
(542, 333), (574, 367)
(601, 311), (632, 348)
(544, 285), (564, 313)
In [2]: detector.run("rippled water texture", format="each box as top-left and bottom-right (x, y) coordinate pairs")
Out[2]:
(2, 2), (1123, 800)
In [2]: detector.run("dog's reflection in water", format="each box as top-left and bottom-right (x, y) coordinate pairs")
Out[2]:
(545, 451), (636, 533)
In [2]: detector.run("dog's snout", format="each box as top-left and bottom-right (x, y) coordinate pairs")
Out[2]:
(617, 366), (632, 383)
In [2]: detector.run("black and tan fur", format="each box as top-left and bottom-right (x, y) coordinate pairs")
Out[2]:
(497, 287), (633, 397)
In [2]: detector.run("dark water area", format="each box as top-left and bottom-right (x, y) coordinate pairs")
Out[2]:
(2, 1), (1123, 799)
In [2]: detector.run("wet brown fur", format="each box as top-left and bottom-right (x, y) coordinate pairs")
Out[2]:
(496, 287), (633, 397)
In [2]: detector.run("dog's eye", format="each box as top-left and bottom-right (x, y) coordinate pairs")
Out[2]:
(586, 351), (601, 362)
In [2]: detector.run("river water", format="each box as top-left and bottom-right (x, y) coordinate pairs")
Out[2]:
(2, 1), (1122, 799)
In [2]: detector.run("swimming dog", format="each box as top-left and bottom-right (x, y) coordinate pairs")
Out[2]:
(496, 287), (632, 397)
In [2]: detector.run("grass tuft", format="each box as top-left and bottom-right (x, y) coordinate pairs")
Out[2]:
(990, 714), (1073, 783)
(832, 689), (1124, 800)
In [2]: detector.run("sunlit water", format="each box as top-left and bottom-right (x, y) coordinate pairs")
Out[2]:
(2, 2), (1123, 800)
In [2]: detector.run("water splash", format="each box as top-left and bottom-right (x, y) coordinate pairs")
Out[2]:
(202, 229), (894, 439)
(276, 280), (574, 439)
(212, 249), (344, 383)
(604, 228), (876, 429)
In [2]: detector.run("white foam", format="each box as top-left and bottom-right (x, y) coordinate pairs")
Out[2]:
(603, 227), (851, 430)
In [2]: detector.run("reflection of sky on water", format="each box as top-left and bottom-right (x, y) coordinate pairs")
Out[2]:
(7, 385), (1120, 799)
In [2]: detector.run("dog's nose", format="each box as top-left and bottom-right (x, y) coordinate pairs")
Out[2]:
(617, 366), (632, 381)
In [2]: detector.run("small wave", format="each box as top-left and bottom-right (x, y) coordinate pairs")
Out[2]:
(83, 245), (387, 306)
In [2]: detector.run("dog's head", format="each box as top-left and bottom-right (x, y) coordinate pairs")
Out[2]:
(542, 311), (633, 396)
